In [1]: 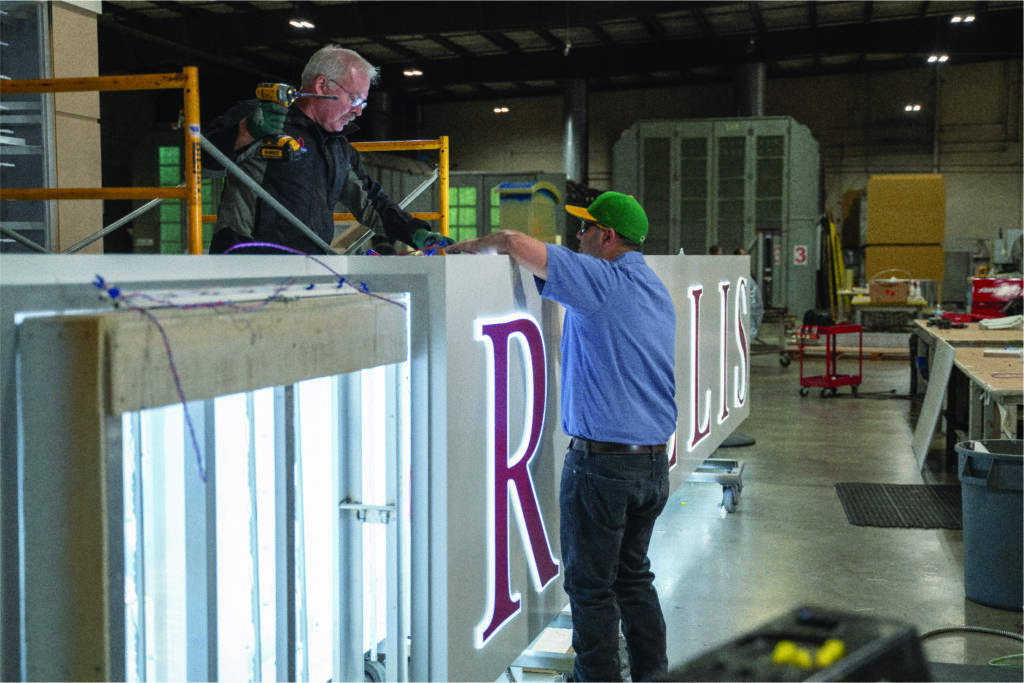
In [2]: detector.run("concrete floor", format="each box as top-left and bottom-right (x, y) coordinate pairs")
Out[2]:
(651, 349), (1023, 678)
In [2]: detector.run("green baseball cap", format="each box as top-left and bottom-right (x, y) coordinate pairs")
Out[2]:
(566, 191), (649, 244)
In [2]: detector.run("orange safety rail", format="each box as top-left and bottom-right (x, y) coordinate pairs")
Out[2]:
(0, 68), (204, 253)
(201, 136), (451, 240)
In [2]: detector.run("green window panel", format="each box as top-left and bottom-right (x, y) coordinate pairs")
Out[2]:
(489, 186), (500, 232)
(158, 146), (179, 165)
(757, 135), (785, 157)
(717, 137), (746, 178)
(158, 146), (182, 254)
(756, 136), (785, 230)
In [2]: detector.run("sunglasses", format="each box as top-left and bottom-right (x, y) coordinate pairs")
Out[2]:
(577, 221), (604, 237)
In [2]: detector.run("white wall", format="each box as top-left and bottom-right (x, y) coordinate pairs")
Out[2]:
(419, 60), (1023, 250)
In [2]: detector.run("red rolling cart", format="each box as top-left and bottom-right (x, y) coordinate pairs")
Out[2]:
(798, 323), (863, 397)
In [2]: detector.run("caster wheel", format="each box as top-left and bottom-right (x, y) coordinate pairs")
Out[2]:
(779, 354), (791, 367)
(365, 659), (386, 682)
(799, 387), (809, 397)
(851, 385), (859, 396)
(722, 486), (739, 513)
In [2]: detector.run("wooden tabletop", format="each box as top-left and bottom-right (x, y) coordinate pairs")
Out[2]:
(913, 319), (1024, 346)
(953, 347), (1024, 397)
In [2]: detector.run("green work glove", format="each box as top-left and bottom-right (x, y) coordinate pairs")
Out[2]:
(245, 101), (287, 139)
(411, 228), (451, 249)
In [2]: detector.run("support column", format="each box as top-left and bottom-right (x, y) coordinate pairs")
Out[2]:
(734, 62), (766, 117)
(563, 79), (589, 185)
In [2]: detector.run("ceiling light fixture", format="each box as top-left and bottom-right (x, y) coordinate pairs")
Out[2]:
(289, 19), (314, 29)
(493, 107), (509, 114)
(403, 69), (423, 77)
(927, 54), (949, 63)
(951, 14), (975, 23)
(904, 104), (922, 112)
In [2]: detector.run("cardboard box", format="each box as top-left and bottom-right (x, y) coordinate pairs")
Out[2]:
(866, 175), (946, 245)
(864, 245), (945, 282)
(870, 280), (910, 303)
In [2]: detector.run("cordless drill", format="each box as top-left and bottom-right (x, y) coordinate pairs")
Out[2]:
(252, 83), (303, 162)
(253, 83), (335, 162)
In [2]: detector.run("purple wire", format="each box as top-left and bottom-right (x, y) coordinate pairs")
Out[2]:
(223, 241), (408, 308)
(124, 300), (208, 483)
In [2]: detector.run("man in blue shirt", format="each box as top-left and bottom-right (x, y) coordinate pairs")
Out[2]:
(449, 192), (677, 682)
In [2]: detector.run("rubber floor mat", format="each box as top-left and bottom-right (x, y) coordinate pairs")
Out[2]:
(834, 483), (962, 529)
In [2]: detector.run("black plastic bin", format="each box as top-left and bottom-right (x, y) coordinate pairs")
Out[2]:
(956, 439), (1023, 611)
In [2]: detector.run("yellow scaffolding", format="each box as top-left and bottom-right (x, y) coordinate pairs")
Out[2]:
(200, 136), (451, 242)
(2, 69), (448, 253)
(346, 137), (449, 238)
(0, 69), (204, 253)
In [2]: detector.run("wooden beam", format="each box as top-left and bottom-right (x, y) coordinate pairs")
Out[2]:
(105, 294), (407, 414)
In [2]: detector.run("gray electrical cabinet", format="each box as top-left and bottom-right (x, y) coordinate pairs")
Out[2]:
(613, 117), (822, 315)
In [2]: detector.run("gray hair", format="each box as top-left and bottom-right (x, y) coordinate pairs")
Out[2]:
(301, 45), (380, 89)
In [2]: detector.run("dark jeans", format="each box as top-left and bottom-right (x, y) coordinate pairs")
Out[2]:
(560, 445), (670, 682)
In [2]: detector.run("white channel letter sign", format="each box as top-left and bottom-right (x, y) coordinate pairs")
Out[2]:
(473, 315), (559, 649)
(688, 278), (751, 452)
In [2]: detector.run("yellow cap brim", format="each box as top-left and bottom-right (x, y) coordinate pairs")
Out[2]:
(565, 204), (595, 222)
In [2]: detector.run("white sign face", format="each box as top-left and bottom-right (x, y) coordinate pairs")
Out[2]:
(440, 255), (750, 681)
(0, 253), (750, 683)
(793, 245), (809, 265)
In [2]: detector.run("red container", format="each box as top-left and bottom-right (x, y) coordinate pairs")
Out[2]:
(970, 278), (1023, 318)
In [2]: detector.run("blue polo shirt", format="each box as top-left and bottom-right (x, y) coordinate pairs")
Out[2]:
(536, 244), (677, 445)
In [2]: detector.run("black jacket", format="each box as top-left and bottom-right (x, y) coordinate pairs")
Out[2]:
(203, 99), (428, 254)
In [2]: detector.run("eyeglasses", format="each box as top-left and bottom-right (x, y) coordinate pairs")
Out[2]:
(328, 78), (368, 109)
(577, 221), (603, 237)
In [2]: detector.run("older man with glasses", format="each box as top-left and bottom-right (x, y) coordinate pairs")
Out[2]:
(204, 44), (447, 254)
(449, 192), (677, 682)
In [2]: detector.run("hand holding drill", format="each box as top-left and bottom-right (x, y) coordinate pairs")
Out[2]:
(245, 100), (288, 139)
(245, 83), (337, 161)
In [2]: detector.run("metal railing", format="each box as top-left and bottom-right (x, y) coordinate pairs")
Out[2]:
(0, 68), (204, 253)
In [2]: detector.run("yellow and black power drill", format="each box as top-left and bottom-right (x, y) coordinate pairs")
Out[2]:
(253, 83), (337, 162)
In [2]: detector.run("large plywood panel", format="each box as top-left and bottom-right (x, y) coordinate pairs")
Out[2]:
(864, 244), (945, 281)
(866, 174), (946, 245)
(51, 2), (100, 117)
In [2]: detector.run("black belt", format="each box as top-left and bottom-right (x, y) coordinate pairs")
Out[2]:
(569, 437), (667, 455)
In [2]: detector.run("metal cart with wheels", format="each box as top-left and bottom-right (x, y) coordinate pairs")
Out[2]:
(687, 458), (745, 512)
(798, 323), (863, 397)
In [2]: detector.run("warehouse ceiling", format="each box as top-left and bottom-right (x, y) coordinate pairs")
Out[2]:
(97, 0), (1023, 110)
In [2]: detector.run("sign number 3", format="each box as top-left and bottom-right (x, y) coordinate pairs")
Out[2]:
(793, 245), (808, 266)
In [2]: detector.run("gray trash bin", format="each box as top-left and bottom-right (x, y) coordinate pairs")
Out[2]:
(956, 439), (1023, 611)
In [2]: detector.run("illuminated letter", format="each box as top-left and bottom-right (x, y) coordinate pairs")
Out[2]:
(474, 316), (559, 648)
(717, 281), (731, 424)
(688, 286), (711, 450)
(734, 278), (750, 407)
